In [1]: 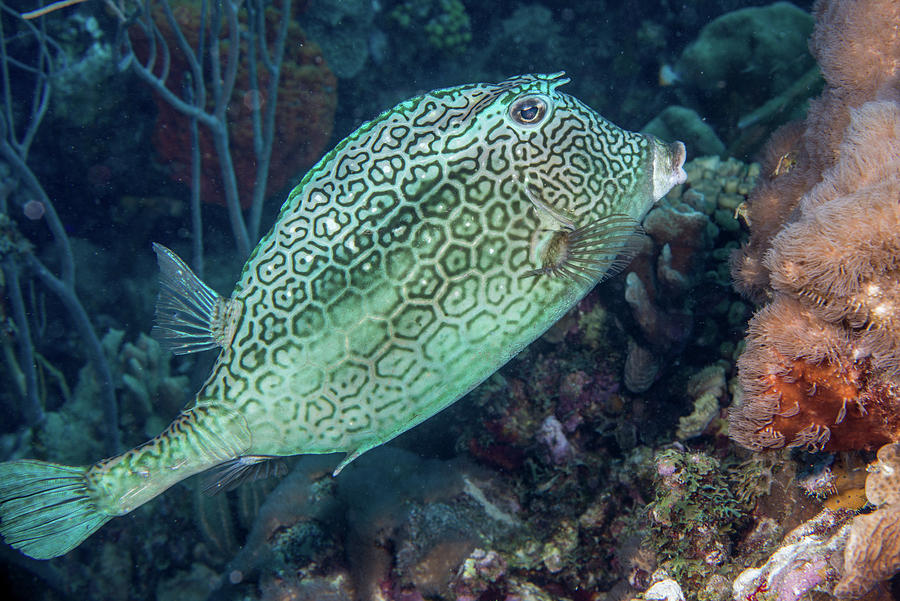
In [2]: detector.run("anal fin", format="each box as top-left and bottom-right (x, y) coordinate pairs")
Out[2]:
(151, 243), (232, 355)
(522, 214), (645, 285)
(332, 441), (382, 476)
(201, 455), (288, 495)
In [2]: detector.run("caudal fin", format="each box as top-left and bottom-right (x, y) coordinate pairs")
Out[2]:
(0, 460), (112, 559)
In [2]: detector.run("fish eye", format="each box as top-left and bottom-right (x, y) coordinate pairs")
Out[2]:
(509, 96), (548, 126)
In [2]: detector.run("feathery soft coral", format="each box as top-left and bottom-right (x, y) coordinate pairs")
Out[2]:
(729, 0), (900, 453)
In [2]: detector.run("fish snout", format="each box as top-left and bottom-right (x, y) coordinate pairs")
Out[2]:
(649, 138), (688, 202)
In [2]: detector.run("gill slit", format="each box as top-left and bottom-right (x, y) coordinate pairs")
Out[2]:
(523, 179), (576, 230)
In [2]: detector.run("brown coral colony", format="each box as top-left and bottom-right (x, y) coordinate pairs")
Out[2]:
(140, 0), (337, 208)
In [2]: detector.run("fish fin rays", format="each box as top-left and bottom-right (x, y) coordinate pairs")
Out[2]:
(0, 460), (112, 559)
(151, 243), (231, 355)
(201, 455), (288, 495)
(521, 214), (645, 285)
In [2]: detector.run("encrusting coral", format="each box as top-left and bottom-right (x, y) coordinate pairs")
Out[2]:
(731, 508), (852, 601)
(735, 441), (900, 599)
(729, 0), (900, 454)
(835, 441), (900, 597)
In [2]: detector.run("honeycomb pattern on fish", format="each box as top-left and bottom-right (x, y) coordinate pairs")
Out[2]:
(196, 74), (659, 460)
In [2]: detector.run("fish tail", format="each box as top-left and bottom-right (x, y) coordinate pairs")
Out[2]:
(0, 405), (252, 559)
(0, 460), (112, 560)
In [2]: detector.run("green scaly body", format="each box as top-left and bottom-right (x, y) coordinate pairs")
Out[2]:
(0, 73), (686, 559)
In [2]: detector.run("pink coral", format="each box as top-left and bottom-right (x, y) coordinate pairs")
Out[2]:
(450, 548), (508, 600)
(537, 415), (574, 465)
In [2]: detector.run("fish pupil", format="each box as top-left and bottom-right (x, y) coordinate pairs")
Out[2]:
(520, 105), (539, 121)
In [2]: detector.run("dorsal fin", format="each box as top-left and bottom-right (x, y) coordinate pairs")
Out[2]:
(151, 243), (229, 355)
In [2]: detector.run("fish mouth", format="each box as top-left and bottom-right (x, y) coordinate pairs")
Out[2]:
(649, 139), (688, 201)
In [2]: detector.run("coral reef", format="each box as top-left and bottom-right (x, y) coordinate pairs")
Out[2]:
(735, 442), (900, 600)
(303, 0), (376, 79)
(6, 4), (873, 601)
(143, 0), (337, 207)
(0, 210), (38, 426)
(33, 329), (189, 465)
(451, 548), (507, 600)
(623, 155), (756, 385)
(645, 448), (743, 586)
(537, 415), (575, 465)
(729, 0), (900, 454)
(731, 296), (900, 451)
(642, 106), (726, 158)
(726, 5), (900, 596)
(863, 442), (900, 507)
(623, 338), (660, 394)
(102, 329), (190, 439)
(836, 506), (900, 598)
(641, 576), (686, 601)
(47, 13), (117, 129)
(207, 447), (524, 600)
(390, 0), (472, 56)
(676, 363), (727, 440)
(482, 4), (561, 76)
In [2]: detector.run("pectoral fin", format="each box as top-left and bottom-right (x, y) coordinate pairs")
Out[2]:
(522, 214), (644, 284)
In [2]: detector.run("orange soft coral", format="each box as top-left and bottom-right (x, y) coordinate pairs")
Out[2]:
(732, 350), (900, 452)
(808, 0), (900, 105)
(804, 0), (900, 174)
(730, 296), (900, 452)
(729, 123), (814, 303)
(763, 101), (900, 378)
